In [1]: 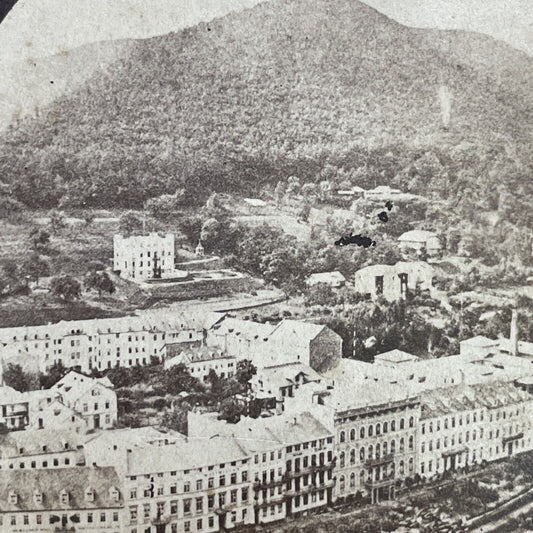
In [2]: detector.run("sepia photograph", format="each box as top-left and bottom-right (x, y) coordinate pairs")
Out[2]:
(0, 0), (532, 531)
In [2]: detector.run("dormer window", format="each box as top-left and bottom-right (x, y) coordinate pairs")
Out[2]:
(109, 487), (120, 502)
(34, 491), (43, 504)
(8, 491), (18, 504)
(60, 490), (69, 504)
(85, 487), (95, 502)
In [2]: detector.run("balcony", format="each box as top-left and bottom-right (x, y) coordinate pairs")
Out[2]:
(254, 478), (283, 490)
(365, 453), (394, 468)
(365, 473), (395, 489)
(441, 446), (467, 458)
(503, 432), (524, 445)
(151, 514), (170, 526)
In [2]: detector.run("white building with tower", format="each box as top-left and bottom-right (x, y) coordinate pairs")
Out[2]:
(113, 233), (175, 280)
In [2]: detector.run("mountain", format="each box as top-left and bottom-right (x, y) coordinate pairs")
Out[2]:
(0, 0), (532, 209)
(0, 40), (131, 128)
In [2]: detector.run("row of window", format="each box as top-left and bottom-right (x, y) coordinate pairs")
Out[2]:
(1, 455), (72, 470)
(339, 417), (415, 442)
(2, 511), (119, 527)
(339, 437), (415, 468)
(421, 407), (527, 435)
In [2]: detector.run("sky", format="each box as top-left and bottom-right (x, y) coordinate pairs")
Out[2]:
(0, 0), (531, 66)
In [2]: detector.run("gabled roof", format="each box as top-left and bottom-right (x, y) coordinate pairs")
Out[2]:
(0, 467), (122, 511)
(52, 371), (114, 404)
(210, 317), (275, 342)
(0, 386), (25, 405)
(0, 429), (86, 458)
(269, 320), (326, 342)
(375, 349), (420, 364)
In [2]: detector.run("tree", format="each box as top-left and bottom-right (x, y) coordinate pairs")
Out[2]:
(161, 402), (192, 434)
(218, 397), (244, 424)
(274, 181), (286, 207)
(0, 195), (25, 222)
(48, 209), (67, 233)
(144, 190), (188, 220)
(119, 211), (144, 235)
(39, 361), (67, 389)
(29, 227), (50, 250)
(20, 253), (50, 284)
(50, 275), (81, 302)
(84, 271), (115, 296)
(298, 201), (311, 223)
(235, 360), (257, 390)
(3, 363), (37, 392)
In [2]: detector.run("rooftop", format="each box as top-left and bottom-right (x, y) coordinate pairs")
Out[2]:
(0, 467), (122, 511)
(126, 436), (249, 475)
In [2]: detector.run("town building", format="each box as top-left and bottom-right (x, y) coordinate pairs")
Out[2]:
(164, 347), (238, 382)
(84, 427), (185, 475)
(0, 429), (86, 470)
(0, 467), (123, 532)
(353, 261), (433, 301)
(51, 371), (118, 430)
(188, 411), (336, 521)
(114, 233), (175, 280)
(0, 311), (216, 374)
(0, 386), (28, 431)
(121, 437), (254, 533)
(398, 230), (441, 256)
(306, 271), (346, 289)
(251, 362), (326, 414)
(28, 398), (89, 433)
(207, 318), (342, 372)
(417, 382), (533, 479)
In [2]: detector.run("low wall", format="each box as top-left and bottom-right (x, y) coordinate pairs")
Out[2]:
(147, 275), (262, 301)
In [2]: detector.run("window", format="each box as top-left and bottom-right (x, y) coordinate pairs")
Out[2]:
(184, 521), (191, 533)
(376, 423), (381, 435)
(170, 501), (178, 515)
(360, 447), (365, 461)
(100, 512), (106, 522)
(368, 425), (373, 437)
(184, 482), (190, 492)
(339, 475), (345, 492)
(130, 506), (138, 521)
(197, 519), (203, 530)
(184, 499), (191, 515)
(196, 479), (203, 491)
(196, 497), (203, 512)
(409, 416), (414, 428)
(219, 475), (225, 486)
(400, 418), (405, 430)
(339, 452), (345, 468)
(350, 429), (355, 441)
(340, 431), (345, 443)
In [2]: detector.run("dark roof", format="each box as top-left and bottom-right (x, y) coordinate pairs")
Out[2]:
(0, 467), (122, 511)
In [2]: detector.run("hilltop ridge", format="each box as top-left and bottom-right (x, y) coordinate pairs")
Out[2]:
(0, 0), (531, 209)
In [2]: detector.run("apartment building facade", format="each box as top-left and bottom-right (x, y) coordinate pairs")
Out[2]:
(122, 437), (254, 533)
(0, 313), (210, 374)
(188, 411), (336, 522)
(418, 382), (533, 479)
(114, 233), (175, 280)
(52, 372), (118, 430)
(334, 397), (421, 504)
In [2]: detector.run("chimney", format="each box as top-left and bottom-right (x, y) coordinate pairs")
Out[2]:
(510, 309), (519, 357)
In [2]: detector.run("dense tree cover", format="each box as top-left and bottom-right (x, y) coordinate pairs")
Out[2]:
(84, 271), (115, 295)
(0, 0), (531, 226)
(3, 361), (68, 392)
(50, 275), (81, 302)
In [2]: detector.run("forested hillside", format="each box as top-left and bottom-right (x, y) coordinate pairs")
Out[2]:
(0, 0), (531, 214)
